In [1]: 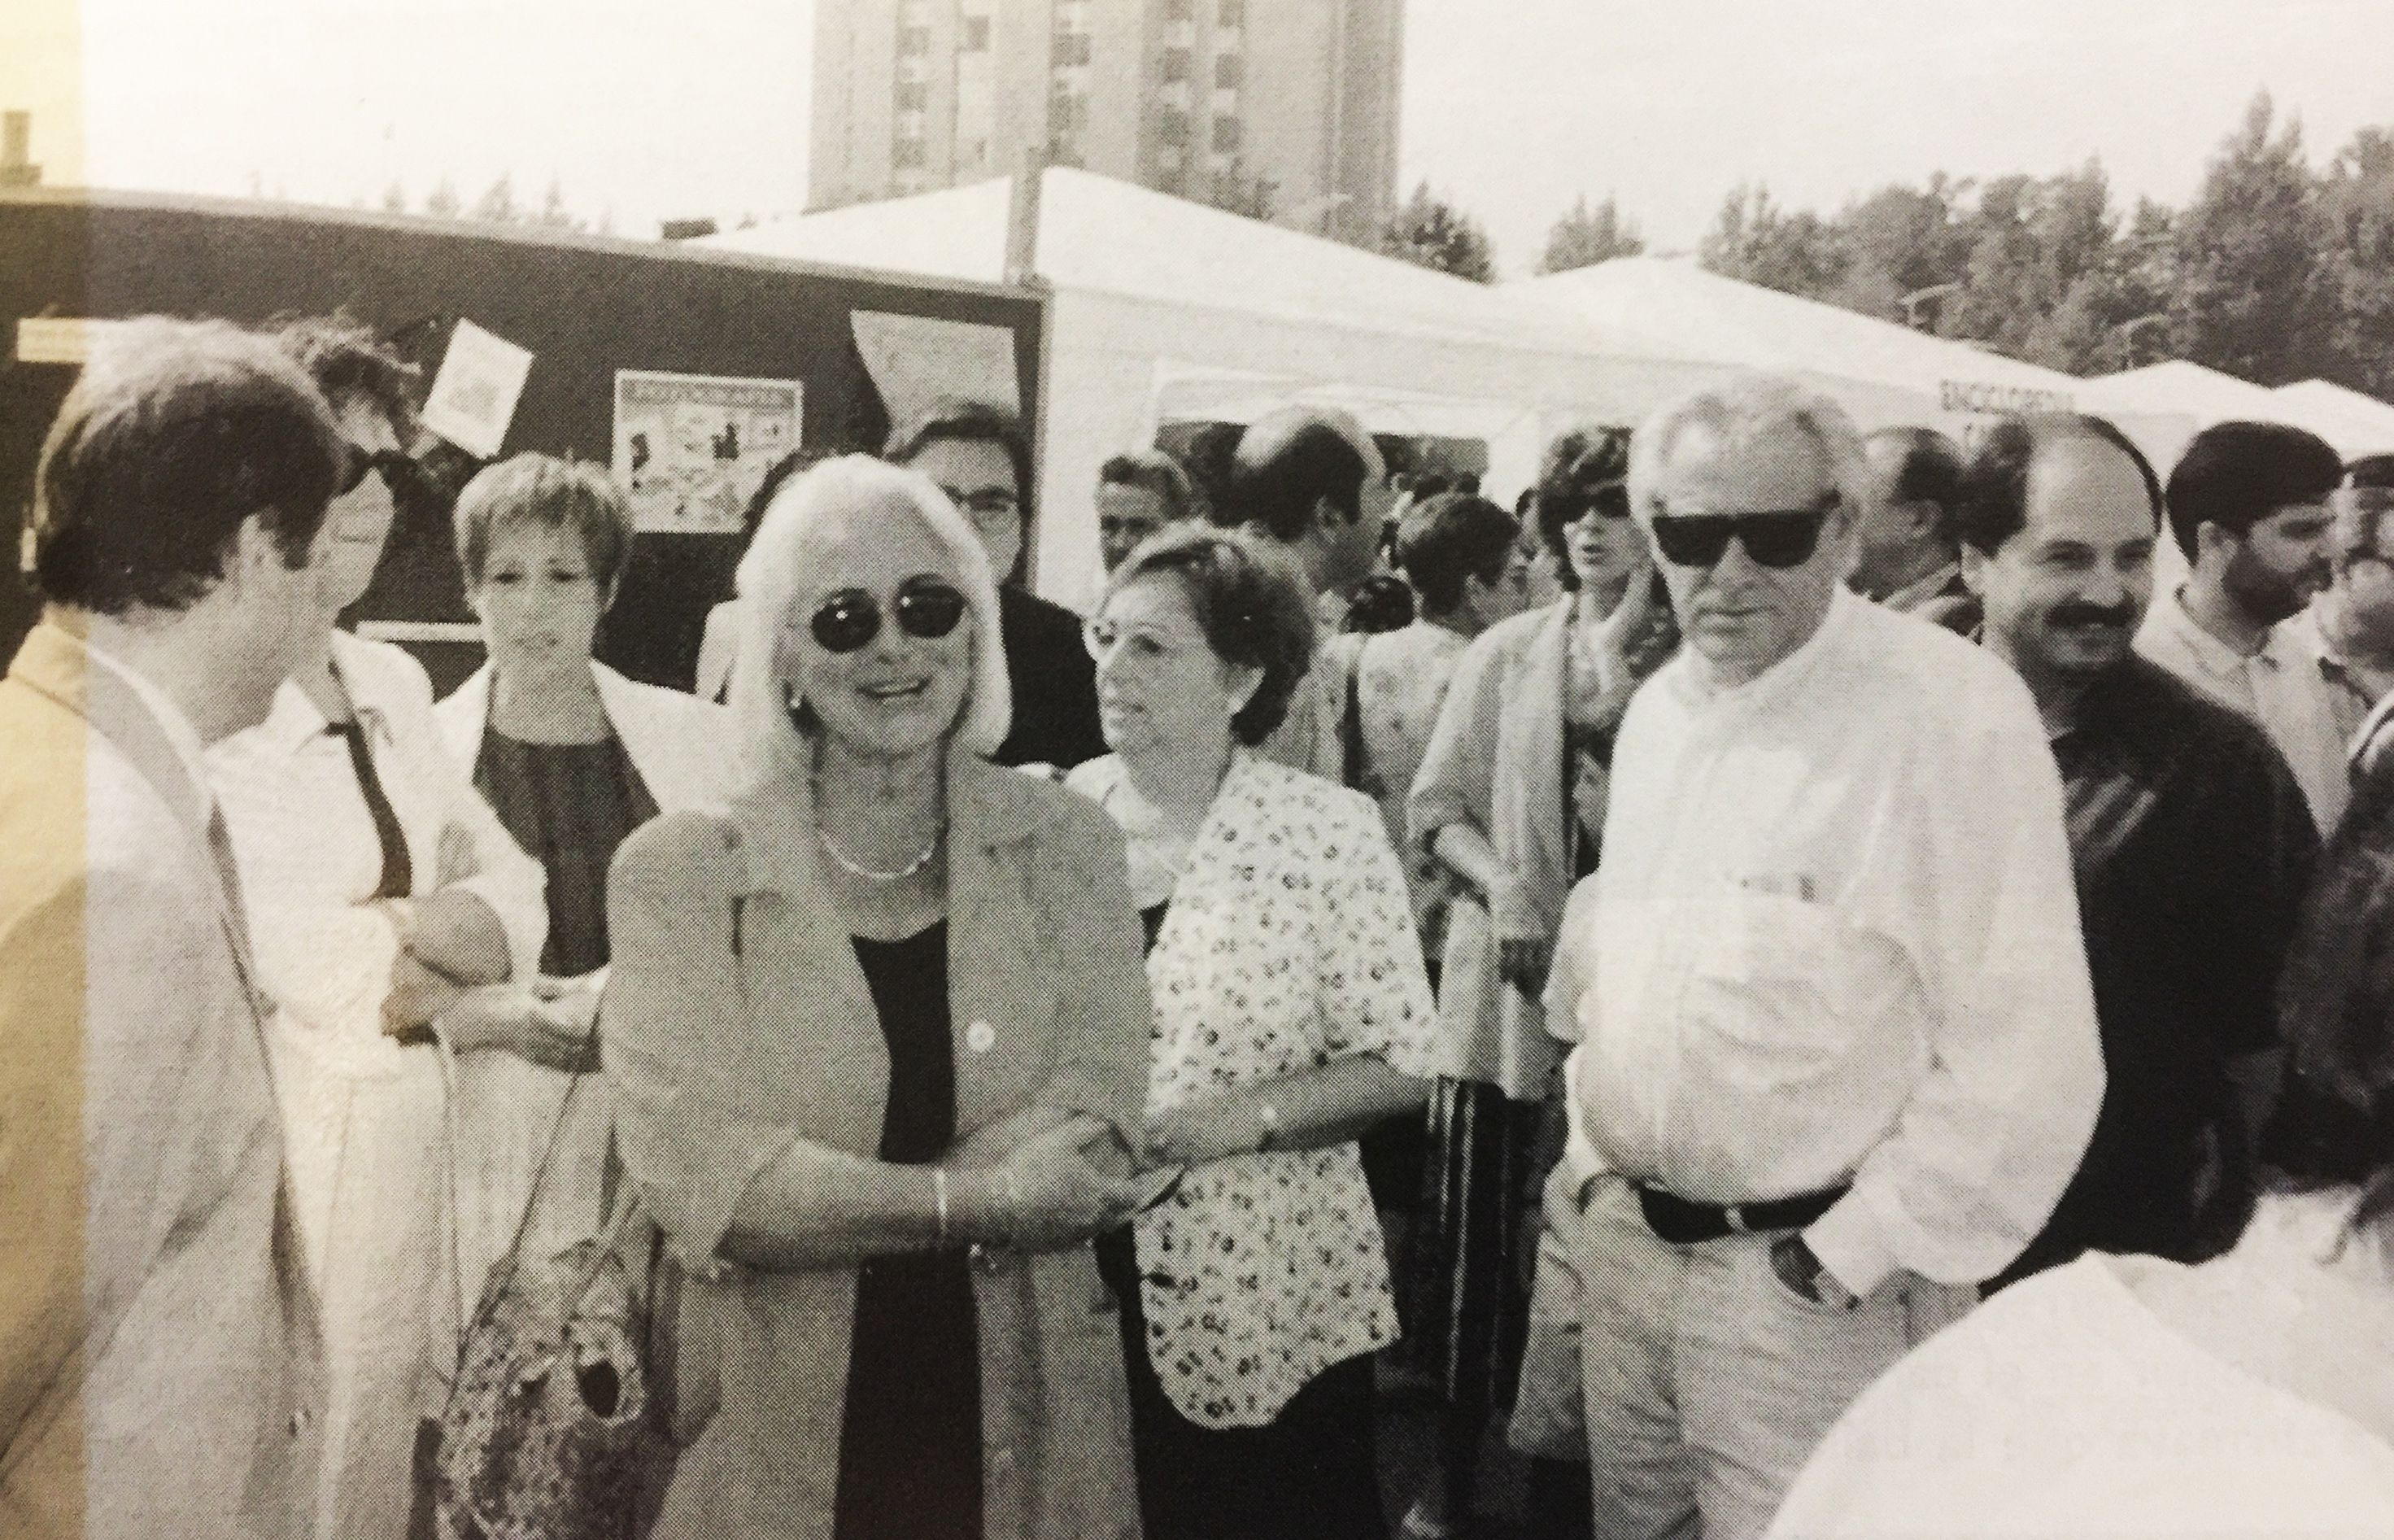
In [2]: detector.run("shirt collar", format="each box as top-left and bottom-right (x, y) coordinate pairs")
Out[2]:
(2152, 583), (2270, 676)
(81, 630), (212, 800)
(1882, 561), (1961, 615)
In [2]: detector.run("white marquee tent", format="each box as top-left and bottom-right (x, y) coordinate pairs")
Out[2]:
(707, 170), (1739, 604)
(708, 172), (2196, 605)
(2270, 379), (2394, 462)
(2076, 360), (2283, 430)
(1516, 259), (2073, 425)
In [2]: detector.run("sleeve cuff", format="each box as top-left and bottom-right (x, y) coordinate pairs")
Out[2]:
(455, 873), (545, 979)
(1803, 1189), (1899, 1298)
(658, 1125), (800, 1276)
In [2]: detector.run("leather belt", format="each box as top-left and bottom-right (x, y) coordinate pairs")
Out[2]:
(1633, 1182), (1848, 1246)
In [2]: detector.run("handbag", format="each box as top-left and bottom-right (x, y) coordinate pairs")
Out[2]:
(429, 1065), (678, 1540)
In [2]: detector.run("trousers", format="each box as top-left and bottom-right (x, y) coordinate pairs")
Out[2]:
(1554, 1169), (1975, 1540)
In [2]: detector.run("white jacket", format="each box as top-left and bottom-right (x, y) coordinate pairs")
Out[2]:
(434, 659), (736, 820)
(431, 657), (736, 1307)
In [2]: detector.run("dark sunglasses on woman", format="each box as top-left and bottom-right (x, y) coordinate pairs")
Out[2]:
(809, 576), (970, 653)
(1649, 493), (1839, 569)
(338, 446), (424, 498)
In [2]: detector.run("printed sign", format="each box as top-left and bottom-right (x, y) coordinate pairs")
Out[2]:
(851, 311), (1020, 425)
(613, 369), (804, 534)
(15, 316), (130, 364)
(421, 318), (535, 459)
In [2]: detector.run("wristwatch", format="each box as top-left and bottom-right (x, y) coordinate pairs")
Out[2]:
(1771, 1234), (1860, 1311)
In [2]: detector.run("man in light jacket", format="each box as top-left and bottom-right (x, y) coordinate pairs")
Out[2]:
(0, 318), (338, 1538)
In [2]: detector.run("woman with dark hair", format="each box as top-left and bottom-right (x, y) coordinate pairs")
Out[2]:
(1769, 843), (2394, 1538)
(1067, 525), (1437, 1540)
(1402, 426), (1677, 1536)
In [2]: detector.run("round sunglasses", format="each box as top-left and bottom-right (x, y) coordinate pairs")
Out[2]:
(1649, 494), (1840, 569)
(808, 577), (970, 654)
(338, 446), (421, 498)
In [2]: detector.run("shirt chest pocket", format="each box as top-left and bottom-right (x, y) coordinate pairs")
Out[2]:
(1676, 888), (1856, 1062)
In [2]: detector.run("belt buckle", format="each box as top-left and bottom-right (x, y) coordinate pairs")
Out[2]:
(1723, 1204), (1752, 1237)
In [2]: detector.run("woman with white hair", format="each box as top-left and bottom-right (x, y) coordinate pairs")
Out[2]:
(602, 455), (1154, 1540)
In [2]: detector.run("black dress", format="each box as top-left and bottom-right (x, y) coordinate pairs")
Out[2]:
(835, 923), (983, 1540)
(473, 728), (658, 976)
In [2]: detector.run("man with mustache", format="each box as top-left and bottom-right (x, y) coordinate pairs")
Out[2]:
(1960, 414), (2318, 1285)
(2134, 420), (2347, 831)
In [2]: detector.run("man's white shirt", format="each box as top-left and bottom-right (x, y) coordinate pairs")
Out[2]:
(1546, 591), (2103, 1295)
(2135, 584), (2351, 834)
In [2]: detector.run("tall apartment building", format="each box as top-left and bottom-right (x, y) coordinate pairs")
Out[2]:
(808, 0), (1402, 240)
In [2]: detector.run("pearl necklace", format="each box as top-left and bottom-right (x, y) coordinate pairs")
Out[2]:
(815, 818), (944, 882)
(810, 758), (947, 882)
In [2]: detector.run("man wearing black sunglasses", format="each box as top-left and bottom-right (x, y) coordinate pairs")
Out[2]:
(1538, 375), (2101, 1540)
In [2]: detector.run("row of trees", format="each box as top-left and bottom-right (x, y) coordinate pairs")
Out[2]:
(377, 173), (609, 235)
(1372, 94), (2394, 399)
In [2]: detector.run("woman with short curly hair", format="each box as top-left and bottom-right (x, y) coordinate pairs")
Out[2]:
(1068, 524), (1438, 1540)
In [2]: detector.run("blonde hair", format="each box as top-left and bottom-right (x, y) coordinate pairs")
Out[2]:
(728, 455), (1010, 787)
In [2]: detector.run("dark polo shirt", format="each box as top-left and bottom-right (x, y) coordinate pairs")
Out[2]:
(2004, 655), (2318, 1283)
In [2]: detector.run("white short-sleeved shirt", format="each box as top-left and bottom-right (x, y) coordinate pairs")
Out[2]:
(1072, 752), (1438, 1426)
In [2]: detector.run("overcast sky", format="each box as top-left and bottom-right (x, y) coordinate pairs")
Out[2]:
(7, 0), (2392, 271)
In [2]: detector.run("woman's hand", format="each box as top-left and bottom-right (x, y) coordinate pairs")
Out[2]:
(382, 951), (464, 1037)
(433, 979), (600, 1071)
(984, 1114), (1147, 1251)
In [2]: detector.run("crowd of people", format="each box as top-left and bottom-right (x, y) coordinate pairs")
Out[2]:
(3, 310), (2394, 1540)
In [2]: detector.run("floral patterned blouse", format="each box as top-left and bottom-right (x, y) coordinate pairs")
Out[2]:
(1067, 751), (1440, 1427)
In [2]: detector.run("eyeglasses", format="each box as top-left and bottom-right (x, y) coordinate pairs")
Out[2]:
(1563, 483), (1635, 524)
(943, 486), (1022, 523)
(808, 577), (970, 654)
(338, 446), (420, 498)
(1650, 494), (1839, 569)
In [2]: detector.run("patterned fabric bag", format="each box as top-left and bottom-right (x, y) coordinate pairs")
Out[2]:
(430, 1073), (677, 1540)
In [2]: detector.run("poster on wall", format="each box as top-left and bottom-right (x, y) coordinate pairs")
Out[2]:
(613, 369), (803, 534)
(421, 319), (535, 459)
(850, 312), (1019, 425)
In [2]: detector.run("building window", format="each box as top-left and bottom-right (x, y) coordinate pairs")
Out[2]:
(899, 24), (931, 55)
(894, 137), (927, 168)
(1056, 31), (1092, 66)
(1158, 107), (1192, 146)
(896, 81), (929, 111)
(1166, 0), (1193, 17)
(1214, 53), (1242, 89)
(962, 15), (990, 50)
(1162, 47), (1191, 81)
(1211, 114), (1241, 153)
(1049, 89), (1088, 134)
(1218, 0), (1243, 28)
